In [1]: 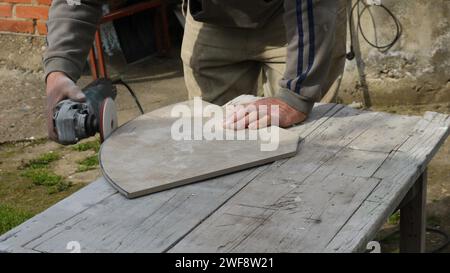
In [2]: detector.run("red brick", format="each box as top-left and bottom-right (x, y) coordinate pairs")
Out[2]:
(0, 19), (34, 33)
(37, 0), (52, 5)
(36, 20), (47, 35)
(0, 4), (12, 17)
(15, 5), (49, 20)
(2, 0), (31, 3)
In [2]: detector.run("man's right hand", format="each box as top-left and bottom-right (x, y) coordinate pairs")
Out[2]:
(46, 72), (86, 141)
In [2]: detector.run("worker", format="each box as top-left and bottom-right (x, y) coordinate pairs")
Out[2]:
(45, 0), (347, 141)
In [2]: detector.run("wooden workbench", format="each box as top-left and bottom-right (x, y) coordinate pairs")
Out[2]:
(1, 103), (449, 253)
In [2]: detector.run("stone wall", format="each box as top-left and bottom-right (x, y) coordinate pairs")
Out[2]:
(339, 0), (450, 106)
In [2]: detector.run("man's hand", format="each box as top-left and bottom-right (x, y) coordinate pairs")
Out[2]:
(46, 72), (86, 141)
(223, 97), (307, 130)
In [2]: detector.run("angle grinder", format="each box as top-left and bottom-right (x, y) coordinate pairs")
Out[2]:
(53, 78), (118, 145)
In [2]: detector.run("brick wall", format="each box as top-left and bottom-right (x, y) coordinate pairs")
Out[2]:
(0, 0), (51, 35)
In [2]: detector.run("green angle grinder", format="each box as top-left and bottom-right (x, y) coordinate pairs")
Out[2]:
(53, 78), (118, 145)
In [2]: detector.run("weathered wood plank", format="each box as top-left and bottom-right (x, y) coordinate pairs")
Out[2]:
(347, 114), (421, 153)
(170, 171), (381, 253)
(168, 142), (389, 253)
(0, 179), (116, 253)
(2, 105), (446, 253)
(25, 167), (267, 252)
(325, 112), (450, 252)
(169, 108), (396, 252)
(289, 103), (344, 138)
(170, 111), (448, 253)
(0, 103), (342, 253)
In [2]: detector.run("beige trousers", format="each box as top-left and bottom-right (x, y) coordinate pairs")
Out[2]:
(181, 2), (347, 106)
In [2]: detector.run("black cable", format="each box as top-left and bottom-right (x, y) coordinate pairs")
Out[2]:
(347, 0), (402, 60)
(357, 3), (402, 51)
(379, 227), (450, 253)
(427, 227), (450, 253)
(112, 79), (145, 115)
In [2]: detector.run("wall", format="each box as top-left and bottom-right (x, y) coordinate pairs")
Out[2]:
(339, 0), (450, 106)
(0, 0), (50, 35)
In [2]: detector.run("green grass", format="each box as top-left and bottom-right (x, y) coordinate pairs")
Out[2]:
(21, 168), (71, 194)
(72, 139), (100, 152)
(0, 204), (34, 235)
(0, 170), (84, 236)
(72, 139), (100, 172)
(19, 152), (71, 194)
(77, 155), (99, 172)
(21, 168), (62, 186)
(0, 141), (87, 236)
(388, 211), (401, 225)
(21, 151), (60, 169)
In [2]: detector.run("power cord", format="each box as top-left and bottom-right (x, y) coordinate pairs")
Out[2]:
(112, 78), (145, 115)
(379, 227), (450, 253)
(347, 0), (403, 60)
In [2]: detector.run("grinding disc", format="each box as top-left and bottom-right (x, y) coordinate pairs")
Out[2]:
(99, 97), (118, 143)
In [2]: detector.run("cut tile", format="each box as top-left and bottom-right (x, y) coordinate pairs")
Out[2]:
(100, 100), (300, 198)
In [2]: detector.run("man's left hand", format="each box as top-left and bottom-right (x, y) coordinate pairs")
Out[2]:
(223, 97), (307, 130)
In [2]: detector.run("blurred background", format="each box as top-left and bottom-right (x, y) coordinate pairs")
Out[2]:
(0, 0), (448, 252)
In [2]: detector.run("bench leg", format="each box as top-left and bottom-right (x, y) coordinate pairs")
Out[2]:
(400, 169), (427, 253)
